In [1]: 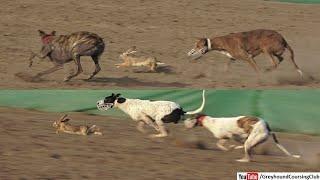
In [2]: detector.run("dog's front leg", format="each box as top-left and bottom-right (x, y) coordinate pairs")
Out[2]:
(142, 115), (160, 132)
(229, 144), (244, 150)
(149, 125), (168, 138)
(246, 57), (260, 73)
(149, 119), (168, 138)
(28, 51), (48, 67)
(235, 52), (260, 73)
(236, 146), (251, 163)
(216, 139), (230, 151)
(136, 120), (147, 133)
(34, 65), (63, 79)
(234, 145), (244, 149)
(224, 58), (236, 72)
(114, 63), (122, 68)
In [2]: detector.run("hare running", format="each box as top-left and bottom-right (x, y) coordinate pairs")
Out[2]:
(53, 114), (102, 135)
(116, 46), (165, 72)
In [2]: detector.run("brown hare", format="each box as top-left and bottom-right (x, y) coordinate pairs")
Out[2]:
(53, 114), (102, 136)
(116, 46), (165, 72)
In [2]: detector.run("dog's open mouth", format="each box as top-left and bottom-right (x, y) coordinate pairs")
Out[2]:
(96, 100), (113, 111)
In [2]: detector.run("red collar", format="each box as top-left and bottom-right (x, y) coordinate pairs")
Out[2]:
(41, 35), (54, 44)
(196, 115), (206, 126)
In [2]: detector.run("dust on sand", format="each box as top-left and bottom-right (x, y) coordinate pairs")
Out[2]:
(1, 107), (319, 179)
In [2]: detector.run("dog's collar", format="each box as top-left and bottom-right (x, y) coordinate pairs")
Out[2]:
(206, 38), (211, 51)
(196, 115), (206, 126)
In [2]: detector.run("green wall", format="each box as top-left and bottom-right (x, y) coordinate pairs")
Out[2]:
(0, 90), (319, 135)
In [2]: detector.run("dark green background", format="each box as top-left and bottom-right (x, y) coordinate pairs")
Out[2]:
(0, 89), (319, 135)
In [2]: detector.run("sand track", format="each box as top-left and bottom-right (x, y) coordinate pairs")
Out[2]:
(0, 107), (319, 179)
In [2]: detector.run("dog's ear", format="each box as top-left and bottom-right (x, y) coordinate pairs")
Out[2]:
(115, 93), (121, 97)
(38, 30), (46, 37)
(117, 97), (126, 104)
(111, 93), (115, 96)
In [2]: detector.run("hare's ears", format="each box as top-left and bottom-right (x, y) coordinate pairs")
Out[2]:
(124, 46), (137, 54)
(58, 114), (70, 122)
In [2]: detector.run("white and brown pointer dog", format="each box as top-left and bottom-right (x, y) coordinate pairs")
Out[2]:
(97, 90), (205, 138)
(184, 114), (301, 162)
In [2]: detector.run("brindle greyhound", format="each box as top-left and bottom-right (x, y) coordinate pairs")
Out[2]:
(187, 29), (303, 77)
(29, 30), (105, 81)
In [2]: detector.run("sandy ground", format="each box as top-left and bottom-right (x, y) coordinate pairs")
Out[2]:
(1, 107), (319, 179)
(0, 0), (320, 89)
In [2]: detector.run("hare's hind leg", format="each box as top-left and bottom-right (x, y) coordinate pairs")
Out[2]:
(115, 63), (128, 68)
(94, 131), (103, 135)
(88, 125), (103, 135)
(149, 62), (157, 72)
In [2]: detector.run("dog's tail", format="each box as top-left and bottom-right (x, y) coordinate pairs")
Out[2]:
(267, 123), (300, 158)
(285, 42), (303, 78)
(185, 90), (206, 115)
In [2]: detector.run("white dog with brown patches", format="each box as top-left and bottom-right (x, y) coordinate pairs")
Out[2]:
(184, 114), (300, 162)
(97, 90), (206, 138)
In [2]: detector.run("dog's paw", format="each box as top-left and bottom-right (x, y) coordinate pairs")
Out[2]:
(63, 77), (71, 82)
(85, 75), (94, 80)
(264, 68), (272, 72)
(236, 158), (250, 163)
(136, 128), (147, 134)
(217, 145), (230, 151)
(234, 145), (244, 150)
(292, 155), (301, 158)
(149, 134), (167, 138)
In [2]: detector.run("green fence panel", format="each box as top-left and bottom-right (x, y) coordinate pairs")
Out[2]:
(0, 90), (319, 135)
(259, 90), (320, 135)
